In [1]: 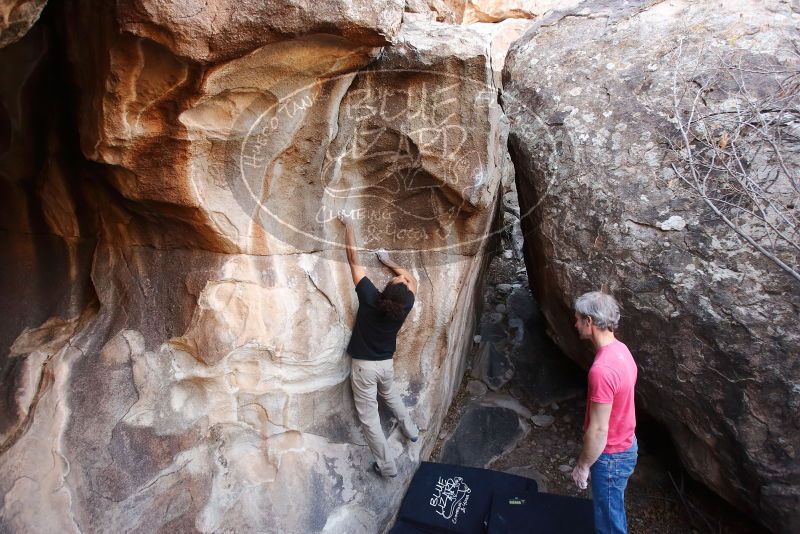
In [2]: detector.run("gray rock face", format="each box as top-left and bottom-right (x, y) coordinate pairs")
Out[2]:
(531, 414), (554, 428)
(440, 395), (530, 467)
(503, 1), (800, 531)
(471, 322), (515, 390)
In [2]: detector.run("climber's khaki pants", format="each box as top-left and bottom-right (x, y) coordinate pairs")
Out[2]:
(351, 358), (411, 477)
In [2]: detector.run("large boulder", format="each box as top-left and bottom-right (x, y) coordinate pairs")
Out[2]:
(503, 1), (800, 531)
(0, 2), (529, 532)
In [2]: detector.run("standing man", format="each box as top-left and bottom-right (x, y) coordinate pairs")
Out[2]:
(338, 215), (420, 478)
(570, 291), (638, 533)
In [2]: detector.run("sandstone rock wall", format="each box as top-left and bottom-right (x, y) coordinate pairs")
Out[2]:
(503, 1), (800, 531)
(0, 1), (529, 532)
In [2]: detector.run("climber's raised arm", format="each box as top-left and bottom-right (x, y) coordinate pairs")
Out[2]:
(338, 215), (365, 286)
(376, 249), (417, 294)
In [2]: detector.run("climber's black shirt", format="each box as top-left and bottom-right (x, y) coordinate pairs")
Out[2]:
(347, 277), (414, 360)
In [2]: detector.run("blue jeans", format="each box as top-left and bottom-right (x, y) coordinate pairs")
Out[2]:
(590, 437), (638, 533)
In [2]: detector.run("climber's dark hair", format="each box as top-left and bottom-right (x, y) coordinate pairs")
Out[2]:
(377, 282), (412, 321)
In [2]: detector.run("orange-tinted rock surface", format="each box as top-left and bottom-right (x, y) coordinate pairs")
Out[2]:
(0, 2), (526, 531)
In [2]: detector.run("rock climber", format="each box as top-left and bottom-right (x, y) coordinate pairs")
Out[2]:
(570, 291), (638, 533)
(337, 214), (419, 478)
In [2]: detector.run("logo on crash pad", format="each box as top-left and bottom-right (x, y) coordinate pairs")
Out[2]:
(430, 476), (471, 524)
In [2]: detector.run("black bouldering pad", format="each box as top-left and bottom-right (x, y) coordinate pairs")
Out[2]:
(389, 521), (436, 533)
(486, 490), (594, 533)
(391, 462), (538, 534)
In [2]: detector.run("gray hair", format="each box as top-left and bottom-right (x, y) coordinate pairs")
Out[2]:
(575, 291), (621, 331)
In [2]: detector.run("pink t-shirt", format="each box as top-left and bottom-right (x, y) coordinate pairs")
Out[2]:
(583, 339), (637, 453)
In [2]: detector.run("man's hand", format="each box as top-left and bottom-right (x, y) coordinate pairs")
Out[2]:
(571, 463), (590, 490)
(337, 213), (352, 227)
(375, 248), (390, 264)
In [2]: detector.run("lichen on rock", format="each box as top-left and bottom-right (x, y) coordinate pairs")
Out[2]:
(504, 1), (800, 531)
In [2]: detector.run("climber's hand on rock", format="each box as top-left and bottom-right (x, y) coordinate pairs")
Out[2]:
(571, 463), (590, 490)
(337, 213), (352, 226)
(375, 249), (391, 264)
